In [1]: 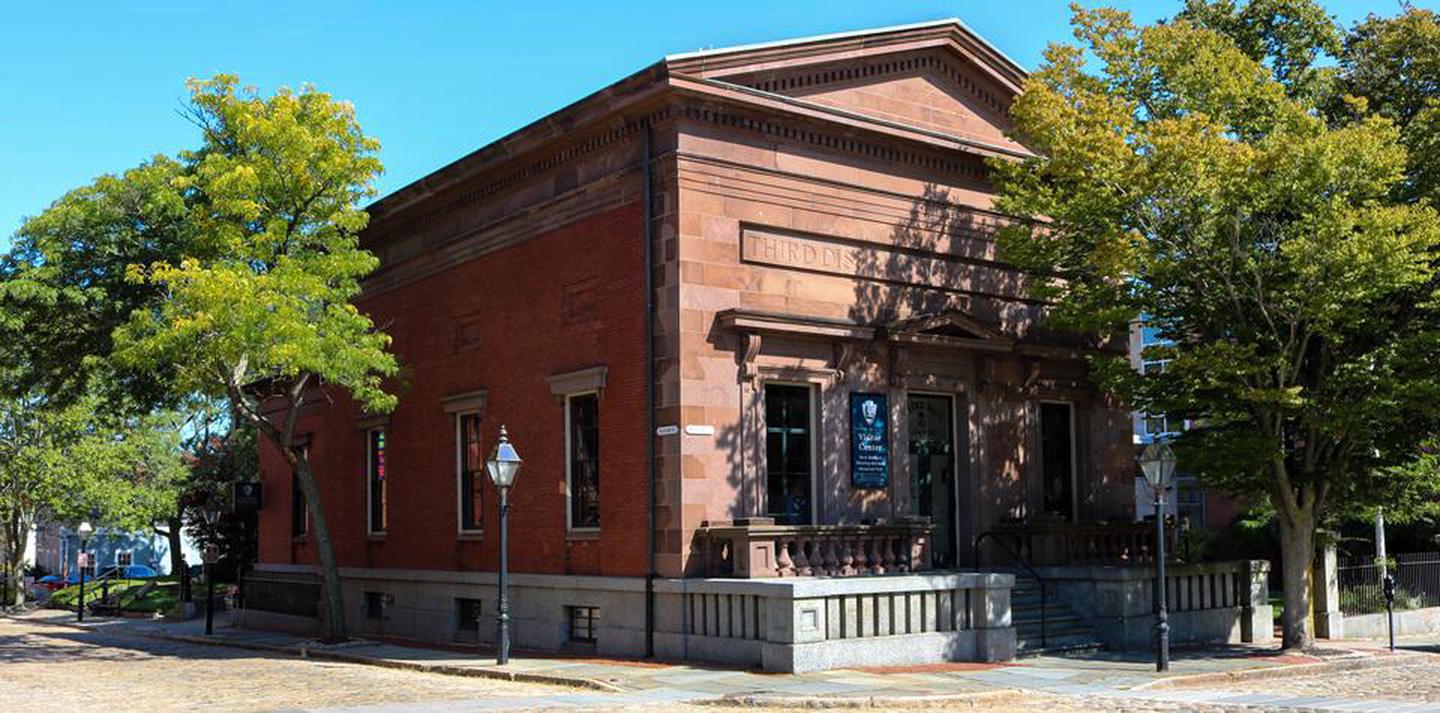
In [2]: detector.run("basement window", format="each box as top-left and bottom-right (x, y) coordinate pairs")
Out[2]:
(455, 598), (483, 637)
(363, 591), (386, 620)
(567, 605), (599, 643)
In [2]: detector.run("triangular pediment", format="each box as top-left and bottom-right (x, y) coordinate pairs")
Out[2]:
(889, 310), (1010, 344)
(666, 20), (1028, 153)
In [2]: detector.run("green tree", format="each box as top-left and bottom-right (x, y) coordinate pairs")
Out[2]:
(1335, 7), (1440, 205)
(1176, 0), (1341, 102)
(0, 394), (184, 607)
(115, 76), (396, 641)
(991, 4), (1440, 649)
(0, 157), (193, 409)
(179, 415), (260, 588)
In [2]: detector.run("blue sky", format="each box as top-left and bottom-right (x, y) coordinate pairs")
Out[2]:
(0, 1), (1427, 249)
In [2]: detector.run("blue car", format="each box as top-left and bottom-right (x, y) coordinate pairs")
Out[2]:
(96, 564), (159, 581)
(116, 565), (158, 579)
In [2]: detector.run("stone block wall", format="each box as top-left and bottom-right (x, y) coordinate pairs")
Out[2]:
(239, 564), (1016, 672)
(1034, 560), (1272, 651)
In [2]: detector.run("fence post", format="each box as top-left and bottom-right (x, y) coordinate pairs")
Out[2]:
(1312, 540), (1343, 639)
(1240, 560), (1273, 644)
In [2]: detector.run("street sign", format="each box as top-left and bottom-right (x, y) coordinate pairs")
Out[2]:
(202, 545), (220, 564)
(76, 552), (92, 568)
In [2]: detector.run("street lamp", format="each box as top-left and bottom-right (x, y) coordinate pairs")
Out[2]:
(485, 425), (522, 665)
(1138, 440), (1177, 672)
(76, 520), (94, 623)
(203, 507), (221, 636)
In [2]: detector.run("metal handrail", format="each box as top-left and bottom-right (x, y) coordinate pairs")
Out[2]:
(974, 531), (1047, 648)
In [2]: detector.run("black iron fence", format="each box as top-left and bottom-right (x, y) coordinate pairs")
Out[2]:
(1337, 551), (1440, 615)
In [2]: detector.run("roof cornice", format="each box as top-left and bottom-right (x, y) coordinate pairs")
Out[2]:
(668, 73), (1034, 160)
(364, 19), (1030, 221)
(665, 19), (1026, 91)
(367, 61), (672, 219)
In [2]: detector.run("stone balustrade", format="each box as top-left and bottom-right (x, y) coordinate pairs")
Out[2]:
(1032, 560), (1272, 650)
(695, 518), (933, 578)
(986, 521), (1176, 566)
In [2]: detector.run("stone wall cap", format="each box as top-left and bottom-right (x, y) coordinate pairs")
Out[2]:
(1030, 559), (1270, 581)
(657, 571), (1012, 598)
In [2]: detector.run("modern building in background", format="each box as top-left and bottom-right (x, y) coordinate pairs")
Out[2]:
(1128, 320), (1240, 530)
(240, 20), (1266, 671)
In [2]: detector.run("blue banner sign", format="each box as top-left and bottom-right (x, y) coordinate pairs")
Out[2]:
(850, 392), (889, 488)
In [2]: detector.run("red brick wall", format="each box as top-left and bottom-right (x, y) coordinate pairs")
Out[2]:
(257, 202), (650, 577)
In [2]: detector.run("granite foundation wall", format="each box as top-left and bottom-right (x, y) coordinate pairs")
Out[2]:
(239, 564), (1015, 672)
(1032, 560), (1272, 651)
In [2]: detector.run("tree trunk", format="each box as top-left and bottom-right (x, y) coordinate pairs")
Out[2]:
(1276, 510), (1316, 650)
(291, 453), (347, 642)
(164, 515), (184, 579)
(2, 512), (29, 608)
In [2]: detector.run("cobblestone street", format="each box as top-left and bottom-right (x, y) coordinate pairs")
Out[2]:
(0, 617), (565, 712)
(6, 614), (1440, 712)
(1209, 655), (1440, 704)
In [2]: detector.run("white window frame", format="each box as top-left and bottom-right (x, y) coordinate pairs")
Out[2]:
(1038, 400), (1080, 522)
(761, 380), (819, 526)
(455, 411), (484, 535)
(565, 391), (602, 533)
(114, 550), (133, 568)
(366, 427), (387, 536)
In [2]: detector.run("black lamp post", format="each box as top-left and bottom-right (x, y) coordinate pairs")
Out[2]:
(485, 425), (522, 665)
(203, 507), (221, 636)
(76, 520), (94, 623)
(1138, 440), (1177, 672)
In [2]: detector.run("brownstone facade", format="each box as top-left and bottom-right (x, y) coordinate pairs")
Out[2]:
(251, 19), (1137, 658)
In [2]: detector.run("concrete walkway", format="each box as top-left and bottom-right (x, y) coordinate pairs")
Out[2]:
(12, 609), (1432, 711)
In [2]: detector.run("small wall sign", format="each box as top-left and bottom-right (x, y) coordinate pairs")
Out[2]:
(234, 481), (263, 513)
(850, 392), (890, 488)
(655, 425), (680, 436)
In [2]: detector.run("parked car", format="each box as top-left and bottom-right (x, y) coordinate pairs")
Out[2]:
(97, 564), (158, 580)
(34, 575), (65, 592)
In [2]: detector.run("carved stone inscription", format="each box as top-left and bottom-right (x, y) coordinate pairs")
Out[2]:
(743, 228), (863, 274)
(740, 227), (1021, 297)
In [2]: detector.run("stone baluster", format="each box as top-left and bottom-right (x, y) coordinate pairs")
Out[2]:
(815, 536), (833, 576)
(867, 536), (885, 574)
(895, 532), (911, 572)
(793, 535), (812, 576)
(881, 535), (897, 572)
(776, 536), (795, 577)
(839, 537), (856, 576)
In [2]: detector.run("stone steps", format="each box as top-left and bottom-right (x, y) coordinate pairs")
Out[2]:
(1005, 575), (1106, 656)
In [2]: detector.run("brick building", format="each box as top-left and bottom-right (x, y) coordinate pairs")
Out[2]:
(246, 19), (1150, 671)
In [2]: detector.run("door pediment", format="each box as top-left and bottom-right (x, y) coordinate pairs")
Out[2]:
(887, 309), (1012, 349)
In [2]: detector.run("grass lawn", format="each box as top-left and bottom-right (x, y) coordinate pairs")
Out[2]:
(49, 576), (191, 614)
(1270, 591), (1283, 622)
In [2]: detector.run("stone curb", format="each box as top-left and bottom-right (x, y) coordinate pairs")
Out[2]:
(1131, 650), (1426, 691)
(4, 614), (623, 693)
(705, 688), (1026, 709)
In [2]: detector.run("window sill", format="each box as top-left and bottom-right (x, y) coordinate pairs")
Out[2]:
(367, 533), (387, 542)
(566, 529), (601, 541)
(458, 530), (485, 541)
(291, 536), (309, 544)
